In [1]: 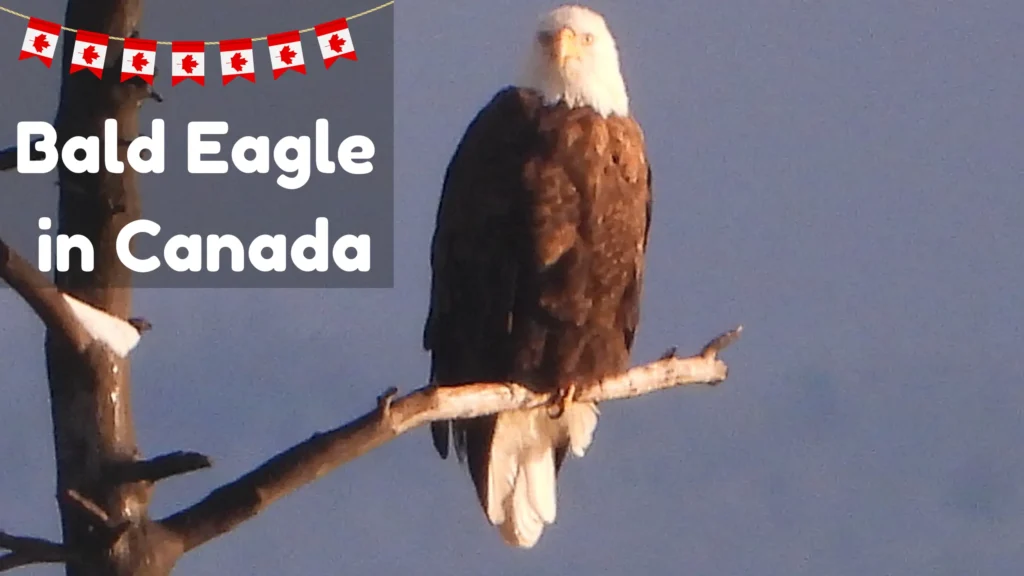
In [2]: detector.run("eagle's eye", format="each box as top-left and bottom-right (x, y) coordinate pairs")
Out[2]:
(537, 31), (553, 45)
(581, 32), (595, 45)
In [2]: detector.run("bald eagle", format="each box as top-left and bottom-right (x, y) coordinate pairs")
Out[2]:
(424, 5), (652, 548)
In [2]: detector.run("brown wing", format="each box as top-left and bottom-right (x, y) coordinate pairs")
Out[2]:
(622, 164), (652, 353)
(423, 87), (543, 461)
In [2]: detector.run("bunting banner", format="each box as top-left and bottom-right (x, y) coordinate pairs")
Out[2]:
(220, 38), (256, 85)
(268, 30), (305, 79)
(315, 18), (358, 68)
(121, 37), (157, 84)
(19, 17), (59, 67)
(69, 31), (109, 77)
(171, 41), (205, 86)
(3, 1), (387, 85)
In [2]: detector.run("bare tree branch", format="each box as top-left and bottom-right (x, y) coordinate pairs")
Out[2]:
(0, 140), (44, 172)
(0, 237), (143, 360)
(160, 326), (741, 552)
(0, 531), (72, 572)
(110, 452), (213, 484)
(0, 237), (91, 352)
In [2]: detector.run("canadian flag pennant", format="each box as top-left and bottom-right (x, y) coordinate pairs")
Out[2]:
(171, 41), (205, 86)
(220, 38), (255, 84)
(315, 18), (357, 69)
(20, 18), (61, 68)
(121, 38), (157, 84)
(70, 31), (109, 78)
(267, 30), (305, 79)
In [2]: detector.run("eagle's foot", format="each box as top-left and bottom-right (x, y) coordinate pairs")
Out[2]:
(548, 382), (577, 419)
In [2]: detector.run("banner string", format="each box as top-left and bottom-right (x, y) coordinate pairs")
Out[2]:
(0, 1), (394, 45)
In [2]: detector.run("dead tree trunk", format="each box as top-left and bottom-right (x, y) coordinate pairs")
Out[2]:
(40, 1), (184, 575)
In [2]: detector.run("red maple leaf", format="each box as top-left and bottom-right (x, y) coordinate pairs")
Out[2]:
(230, 51), (248, 72)
(32, 33), (50, 54)
(81, 44), (100, 64)
(278, 45), (297, 65)
(328, 34), (346, 53)
(131, 51), (149, 72)
(180, 54), (198, 74)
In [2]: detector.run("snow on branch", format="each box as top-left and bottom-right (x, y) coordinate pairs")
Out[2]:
(159, 326), (741, 553)
(0, 237), (144, 357)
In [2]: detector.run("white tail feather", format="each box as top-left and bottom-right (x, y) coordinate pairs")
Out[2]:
(567, 402), (600, 457)
(500, 462), (547, 547)
(484, 425), (517, 526)
(485, 402), (600, 548)
(61, 294), (141, 358)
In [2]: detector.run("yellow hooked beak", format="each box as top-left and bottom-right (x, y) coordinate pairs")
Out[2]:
(549, 27), (582, 67)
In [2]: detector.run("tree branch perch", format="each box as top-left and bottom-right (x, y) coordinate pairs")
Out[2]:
(0, 237), (91, 352)
(0, 531), (72, 572)
(160, 326), (741, 552)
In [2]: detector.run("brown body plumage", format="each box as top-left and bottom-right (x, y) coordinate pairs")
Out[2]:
(424, 85), (652, 546)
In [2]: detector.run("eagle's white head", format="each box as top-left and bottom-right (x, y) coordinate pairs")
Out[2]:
(521, 5), (630, 118)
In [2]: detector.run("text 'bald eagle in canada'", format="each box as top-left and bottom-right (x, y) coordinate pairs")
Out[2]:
(424, 4), (652, 548)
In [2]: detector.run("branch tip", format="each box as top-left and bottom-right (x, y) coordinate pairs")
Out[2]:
(0, 532), (60, 551)
(0, 531), (71, 572)
(128, 317), (153, 332)
(111, 451), (213, 484)
(700, 325), (743, 360)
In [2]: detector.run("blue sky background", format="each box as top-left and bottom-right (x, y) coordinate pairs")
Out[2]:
(3, 1), (1024, 574)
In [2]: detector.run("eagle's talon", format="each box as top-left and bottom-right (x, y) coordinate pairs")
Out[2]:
(548, 383), (577, 419)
